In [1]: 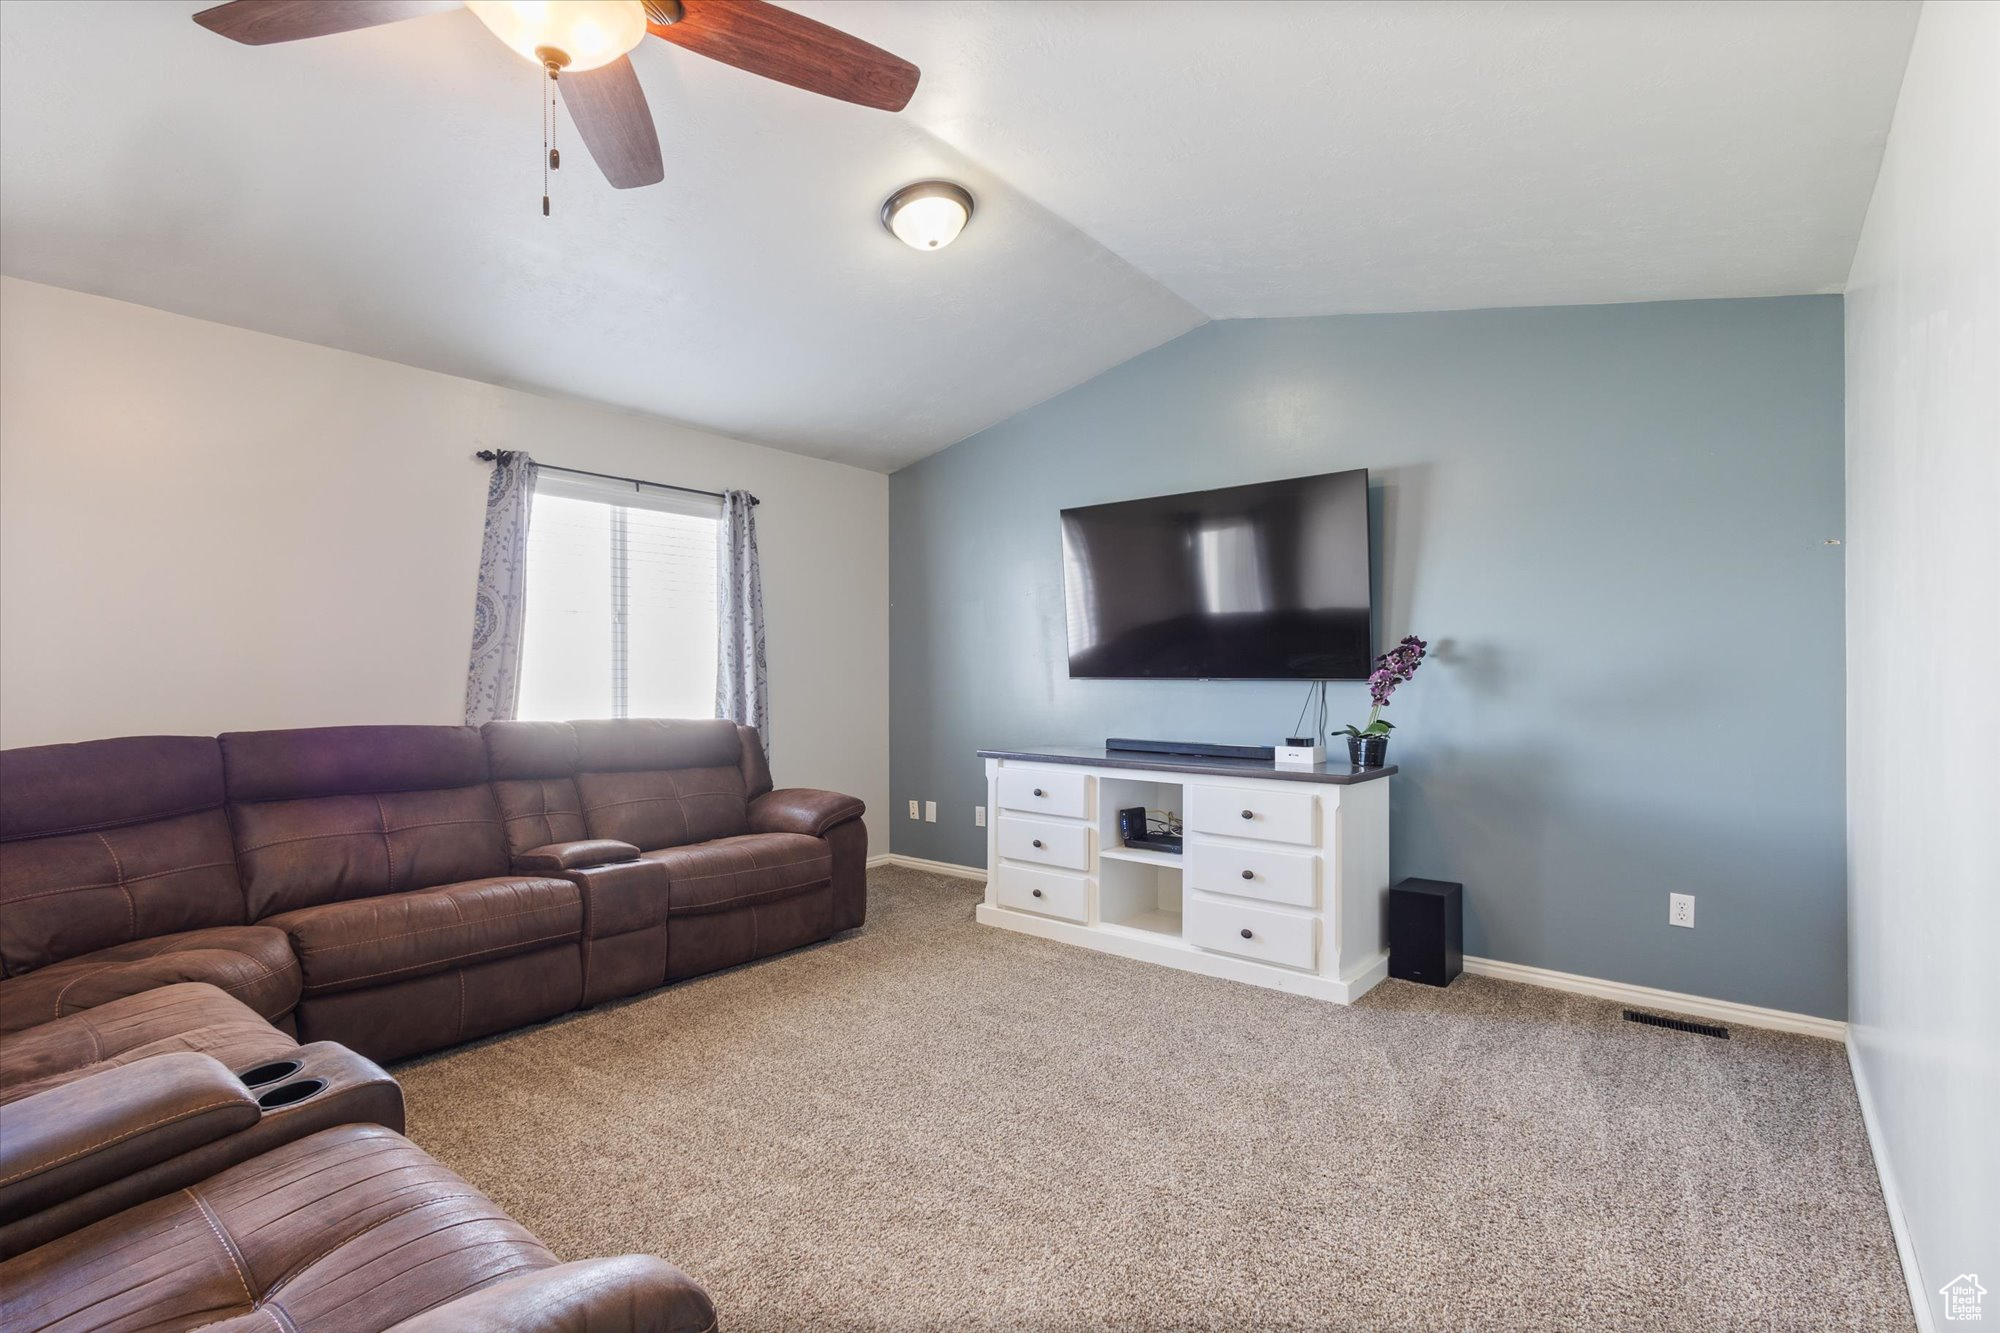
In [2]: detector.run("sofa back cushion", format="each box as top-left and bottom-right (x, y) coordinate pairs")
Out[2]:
(0, 737), (246, 976)
(570, 719), (749, 851)
(480, 721), (588, 859)
(735, 726), (774, 802)
(221, 726), (510, 919)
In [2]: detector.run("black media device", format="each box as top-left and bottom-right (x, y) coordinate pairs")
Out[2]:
(1118, 806), (1182, 855)
(1106, 737), (1276, 762)
(1060, 467), (1373, 680)
(1388, 879), (1463, 988)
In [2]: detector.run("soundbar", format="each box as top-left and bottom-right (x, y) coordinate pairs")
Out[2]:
(1105, 737), (1277, 761)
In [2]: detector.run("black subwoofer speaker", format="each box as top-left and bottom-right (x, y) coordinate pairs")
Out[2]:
(1388, 878), (1462, 987)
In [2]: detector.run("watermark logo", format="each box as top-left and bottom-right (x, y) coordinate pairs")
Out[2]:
(1941, 1274), (1987, 1322)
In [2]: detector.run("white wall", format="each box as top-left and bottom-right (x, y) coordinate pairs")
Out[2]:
(1844, 2), (1999, 1327)
(0, 276), (889, 834)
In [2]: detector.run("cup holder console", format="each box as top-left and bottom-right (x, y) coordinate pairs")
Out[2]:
(237, 1059), (304, 1089)
(255, 1078), (328, 1111)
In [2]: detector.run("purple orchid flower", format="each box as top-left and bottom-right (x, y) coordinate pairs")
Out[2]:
(1344, 634), (1428, 736)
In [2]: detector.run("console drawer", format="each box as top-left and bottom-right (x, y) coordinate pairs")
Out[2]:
(1187, 838), (1317, 908)
(1185, 783), (1316, 846)
(996, 815), (1090, 871)
(994, 864), (1088, 923)
(1185, 893), (1317, 971)
(997, 767), (1089, 820)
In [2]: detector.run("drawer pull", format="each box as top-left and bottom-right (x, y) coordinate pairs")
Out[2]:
(1240, 809), (1254, 820)
(1240, 869), (1255, 880)
(1239, 927), (1254, 939)
(1033, 787), (1045, 797)
(1032, 888), (1044, 898)
(1032, 839), (1044, 849)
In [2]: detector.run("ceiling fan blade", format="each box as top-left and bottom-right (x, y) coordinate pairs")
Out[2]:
(650, 0), (918, 113)
(559, 57), (666, 190)
(192, 0), (461, 45)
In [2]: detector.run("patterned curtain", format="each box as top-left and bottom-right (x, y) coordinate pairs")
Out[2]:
(463, 450), (538, 724)
(715, 489), (769, 754)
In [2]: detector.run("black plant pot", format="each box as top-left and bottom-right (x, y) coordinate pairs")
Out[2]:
(1347, 734), (1390, 769)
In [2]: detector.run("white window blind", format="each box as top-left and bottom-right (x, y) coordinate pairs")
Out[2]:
(515, 473), (720, 723)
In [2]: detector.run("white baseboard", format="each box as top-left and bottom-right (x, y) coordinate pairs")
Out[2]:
(1846, 1033), (1935, 1333)
(1461, 955), (1846, 1041)
(869, 852), (988, 882)
(866, 861), (1846, 1041)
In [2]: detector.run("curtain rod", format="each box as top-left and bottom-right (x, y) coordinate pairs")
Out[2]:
(473, 450), (757, 506)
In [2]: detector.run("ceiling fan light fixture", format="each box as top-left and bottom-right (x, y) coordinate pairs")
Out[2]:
(466, 0), (648, 72)
(882, 181), (975, 252)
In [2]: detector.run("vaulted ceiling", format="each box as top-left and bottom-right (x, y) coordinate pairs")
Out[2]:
(0, 1), (1917, 470)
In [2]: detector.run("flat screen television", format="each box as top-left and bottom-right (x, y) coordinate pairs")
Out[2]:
(1060, 468), (1372, 680)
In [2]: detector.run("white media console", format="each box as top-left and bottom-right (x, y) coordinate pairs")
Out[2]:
(976, 746), (1396, 1003)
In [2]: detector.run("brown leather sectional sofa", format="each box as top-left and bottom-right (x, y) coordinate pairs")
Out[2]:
(1, 717), (867, 1060)
(0, 717), (868, 1330)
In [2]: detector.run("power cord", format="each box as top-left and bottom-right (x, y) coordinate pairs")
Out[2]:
(1290, 679), (1329, 747)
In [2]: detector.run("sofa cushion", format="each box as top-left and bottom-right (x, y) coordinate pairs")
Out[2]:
(644, 833), (831, 916)
(231, 786), (513, 920)
(0, 983), (292, 1106)
(571, 719), (750, 851)
(0, 928), (299, 1035)
(220, 725), (490, 803)
(481, 721), (590, 857)
(1, 736), (246, 978)
(0, 1124), (560, 1332)
(266, 877), (582, 996)
(223, 726), (513, 918)
(735, 724), (774, 801)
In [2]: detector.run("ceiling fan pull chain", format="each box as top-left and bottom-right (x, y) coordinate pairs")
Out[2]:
(539, 60), (566, 216)
(539, 60), (549, 217)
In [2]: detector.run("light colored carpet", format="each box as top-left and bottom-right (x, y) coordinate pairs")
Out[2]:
(396, 865), (1910, 1332)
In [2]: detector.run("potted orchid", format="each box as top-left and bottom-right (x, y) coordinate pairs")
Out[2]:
(1341, 635), (1427, 768)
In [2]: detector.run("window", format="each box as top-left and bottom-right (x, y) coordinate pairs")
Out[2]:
(515, 473), (720, 722)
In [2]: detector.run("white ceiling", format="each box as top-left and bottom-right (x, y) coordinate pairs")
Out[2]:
(0, 1), (1916, 471)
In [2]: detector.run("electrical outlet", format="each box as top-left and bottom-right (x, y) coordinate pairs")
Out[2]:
(907, 799), (920, 820)
(1669, 893), (1695, 929)
(974, 805), (986, 827)
(924, 801), (938, 823)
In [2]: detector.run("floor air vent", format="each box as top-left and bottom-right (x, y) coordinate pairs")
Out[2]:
(1622, 1009), (1730, 1039)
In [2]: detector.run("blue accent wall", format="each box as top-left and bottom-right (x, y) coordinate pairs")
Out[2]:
(890, 298), (1846, 1019)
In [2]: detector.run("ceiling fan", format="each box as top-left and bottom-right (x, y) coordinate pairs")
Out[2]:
(190, 0), (920, 193)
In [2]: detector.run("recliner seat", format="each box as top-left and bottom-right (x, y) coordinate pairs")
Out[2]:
(0, 1122), (716, 1332)
(483, 717), (868, 982)
(220, 725), (589, 1062)
(0, 736), (300, 1035)
(0, 982), (292, 1107)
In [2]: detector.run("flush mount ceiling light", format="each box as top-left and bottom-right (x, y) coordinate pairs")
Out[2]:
(882, 181), (975, 252)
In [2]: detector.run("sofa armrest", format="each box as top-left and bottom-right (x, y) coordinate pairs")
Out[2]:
(0, 1052), (259, 1224)
(748, 788), (866, 838)
(383, 1255), (717, 1333)
(516, 839), (641, 873)
(563, 857), (670, 940)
